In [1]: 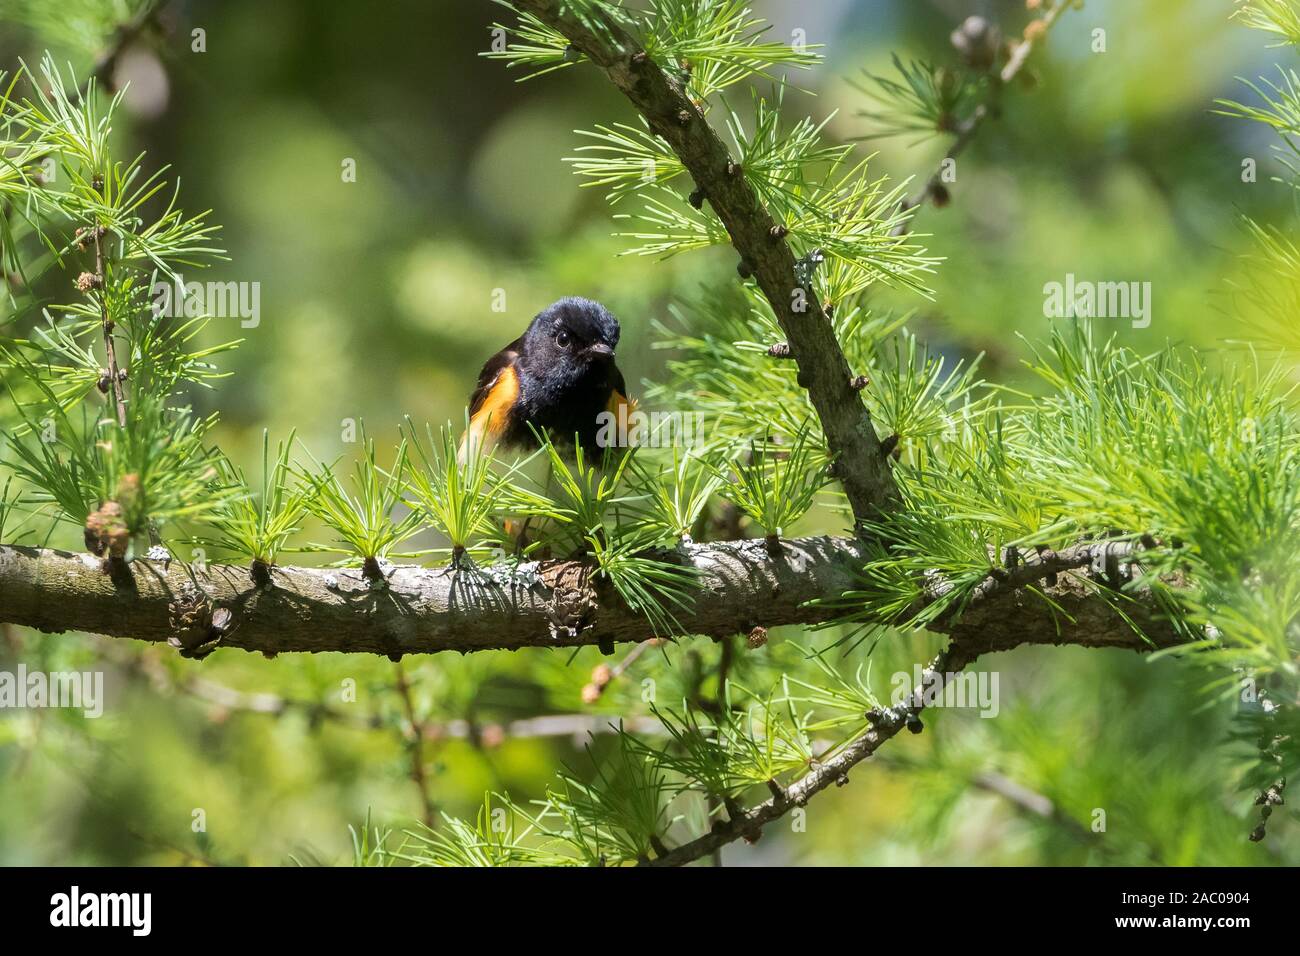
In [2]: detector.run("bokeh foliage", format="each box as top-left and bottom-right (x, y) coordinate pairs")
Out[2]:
(0, 0), (1296, 865)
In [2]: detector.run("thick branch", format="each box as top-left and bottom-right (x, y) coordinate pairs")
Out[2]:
(0, 536), (868, 657)
(3, 530), (1187, 867)
(507, 0), (898, 528)
(0, 533), (1183, 663)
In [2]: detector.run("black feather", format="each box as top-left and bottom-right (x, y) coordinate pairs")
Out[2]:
(466, 298), (627, 455)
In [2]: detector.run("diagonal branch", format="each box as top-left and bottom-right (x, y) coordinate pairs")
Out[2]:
(970, 770), (1099, 846)
(892, 0), (1069, 235)
(504, 0), (898, 530)
(647, 575), (1183, 866)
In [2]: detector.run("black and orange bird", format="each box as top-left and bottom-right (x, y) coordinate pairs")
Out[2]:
(460, 297), (633, 462)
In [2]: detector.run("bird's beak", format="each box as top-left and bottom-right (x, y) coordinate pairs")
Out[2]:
(587, 343), (615, 361)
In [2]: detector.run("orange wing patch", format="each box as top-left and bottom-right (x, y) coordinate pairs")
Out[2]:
(459, 365), (519, 464)
(606, 389), (637, 417)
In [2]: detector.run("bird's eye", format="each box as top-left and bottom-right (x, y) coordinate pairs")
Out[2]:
(556, 330), (571, 348)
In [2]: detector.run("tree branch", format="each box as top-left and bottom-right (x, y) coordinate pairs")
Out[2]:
(893, 0), (1068, 235)
(0, 532), (1182, 663)
(393, 659), (437, 828)
(2, 530), (1186, 867)
(648, 580), (1183, 866)
(91, 222), (129, 429)
(0, 536), (869, 657)
(970, 770), (1098, 845)
(505, 0), (898, 529)
(105, 639), (670, 742)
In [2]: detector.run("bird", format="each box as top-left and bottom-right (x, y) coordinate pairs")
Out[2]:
(460, 297), (633, 462)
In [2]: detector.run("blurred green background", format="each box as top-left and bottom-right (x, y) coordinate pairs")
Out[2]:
(0, 0), (1294, 865)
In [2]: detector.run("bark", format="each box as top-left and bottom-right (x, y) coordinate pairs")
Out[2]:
(0, 534), (1187, 867)
(0, 531), (1184, 665)
(0, 536), (868, 658)
(0, 536), (1182, 661)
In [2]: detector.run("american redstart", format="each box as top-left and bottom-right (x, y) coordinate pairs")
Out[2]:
(460, 297), (633, 462)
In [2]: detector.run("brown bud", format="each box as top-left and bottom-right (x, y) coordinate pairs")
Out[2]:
(75, 271), (103, 292)
(85, 500), (129, 559)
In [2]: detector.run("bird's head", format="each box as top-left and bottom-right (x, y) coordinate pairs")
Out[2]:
(522, 297), (621, 384)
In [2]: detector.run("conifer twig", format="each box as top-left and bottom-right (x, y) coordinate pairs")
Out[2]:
(646, 643), (956, 866)
(503, 0), (899, 529)
(646, 597), (1175, 866)
(90, 222), (129, 428)
(393, 660), (437, 828)
(892, 0), (1069, 236)
(970, 770), (1098, 845)
(582, 638), (655, 702)
(106, 644), (674, 742)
